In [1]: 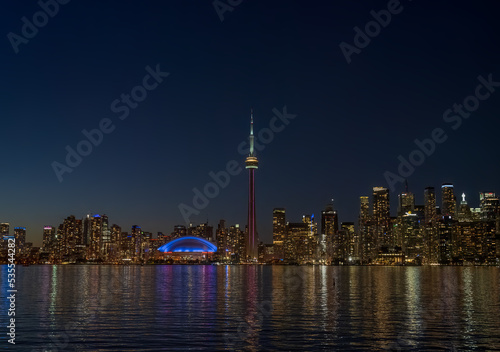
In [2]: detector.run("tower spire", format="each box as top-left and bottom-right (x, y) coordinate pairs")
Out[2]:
(249, 108), (255, 156)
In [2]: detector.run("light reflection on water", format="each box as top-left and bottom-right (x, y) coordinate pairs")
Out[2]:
(1, 265), (499, 351)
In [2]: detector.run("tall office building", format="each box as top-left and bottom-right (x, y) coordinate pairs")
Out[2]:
(228, 224), (245, 261)
(100, 215), (111, 259)
(101, 215), (110, 243)
(373, 187), (391, 249)
(424, 187), (437, 224)
(441, 183), (456, 218)
(216, 219), (229, 260)
(321, 203), (338, 262)
(14, 227), (26, 252)
(286, 222), (313, 263)
(423, 187), (439, 263)
(59, 215), (82, 257)
(109, 224), (122, 261)
(321, 204), (338, 238)
(82, 214), (93, 246)
(398, 180), (415, 216)
(480, 192), (499, 221)
(245, 110), (259, 260)
(110, 224), (122, 244)
(88, 215), (103, 260)
(398, 195), (414, 218)
(457, 193), (472, 222)
(359, 196), (370, 220)
(437, 216), (456, 264)
(341, 222), (356, 262)
(120, 231), (134, 259)
(131, 225), (142, 262)
(42, 226), (56, 252)
(358, 196), (372, 262)
(399, 212), (423, 262)
(273, 208), (286, 259)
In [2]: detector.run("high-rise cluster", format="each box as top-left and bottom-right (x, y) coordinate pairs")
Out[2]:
(267, 183), (499, 265)
(0, 181), (498, 265)
(0, 216), (229, 264)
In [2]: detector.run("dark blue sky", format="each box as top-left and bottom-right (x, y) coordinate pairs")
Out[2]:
(2, 0), (500, 246)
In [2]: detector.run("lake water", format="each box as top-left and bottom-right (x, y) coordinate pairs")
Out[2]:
(1, 265), (500, 351)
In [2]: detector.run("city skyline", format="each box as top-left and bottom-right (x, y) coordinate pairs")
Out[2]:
(3, 181), (498, 266)
(2, 1), (500, 250)
(3, 182), (497, 248)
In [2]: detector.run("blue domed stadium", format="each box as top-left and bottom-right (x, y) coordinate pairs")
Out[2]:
(158, 236), (217, 253)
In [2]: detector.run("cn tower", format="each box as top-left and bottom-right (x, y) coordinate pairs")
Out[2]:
(245, 110), (259, 260)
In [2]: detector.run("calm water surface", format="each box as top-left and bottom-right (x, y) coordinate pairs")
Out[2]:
(1, 265), (499, 351)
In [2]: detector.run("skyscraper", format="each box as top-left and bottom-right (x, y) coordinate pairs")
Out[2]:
(341, 222), (356, 262)
(131, 225), (142, 262)
(437, 216), (455, 264)
(216, 219), (229, 260)
(358, 196), (372, 263)
(82, 213), (98, 246)
(89, 215), (103, 260)
(59, 215), (82, 258)
(286, 222), (313, 263)
(424, 187), (436, 224)
(398, 181), (415, 216)
(399, 212), (423, 262)
(321, 202), (337, 262)
(441, 183), (456, 218)
(110, 224), (122, 261)
(373, 187), (391, 249)
(457, 193), (472, 222)
(100, 215), (111, 259)
(423, 186), (439, 264)
(303, 214), (319, 262)
(273, 208), (286, 259)
(229, 224), (245, 261)
(42, 226), (55, 252)
(245, 110), (259, 260)
(101, 215), (110, 243)
(14, 227), (26, 253)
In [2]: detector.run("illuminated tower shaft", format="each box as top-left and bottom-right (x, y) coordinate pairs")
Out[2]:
(246, 110), (259, 260)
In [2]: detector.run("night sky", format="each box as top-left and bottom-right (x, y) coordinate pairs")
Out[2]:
(2, 0), (500, 246)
